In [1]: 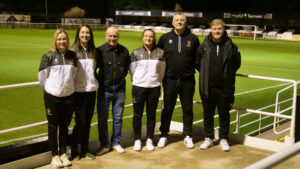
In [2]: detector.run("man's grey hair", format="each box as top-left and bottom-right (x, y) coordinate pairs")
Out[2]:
(173, 12), (186, 23)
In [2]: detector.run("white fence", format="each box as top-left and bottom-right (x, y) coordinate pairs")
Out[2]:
(0, 74), (298, 144)
(0, 74), (299, 169)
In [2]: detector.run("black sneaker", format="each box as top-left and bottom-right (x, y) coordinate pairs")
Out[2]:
(85, 152), (96, 160)
(96, 147), (110, 156)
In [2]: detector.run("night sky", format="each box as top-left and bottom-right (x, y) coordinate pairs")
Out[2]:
(0, 0), (298, 15)
(0, 0), (299, 22)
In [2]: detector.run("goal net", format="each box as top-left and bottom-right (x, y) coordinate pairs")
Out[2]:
(225, 24), (261, 40)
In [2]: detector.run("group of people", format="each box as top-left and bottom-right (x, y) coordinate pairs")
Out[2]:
(38, 12), (240, 168)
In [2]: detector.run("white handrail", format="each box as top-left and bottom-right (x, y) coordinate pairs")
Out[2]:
(0, 75), (298, 144)
(274, 84), (295, 135)
(236, 74), (296, 83)
(0, 81), (40, 90)
(0, 121), (48, 135)
(244, 141), (300, 169)
(236, 74), (298, 144)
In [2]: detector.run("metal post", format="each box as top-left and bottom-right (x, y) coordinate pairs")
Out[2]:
(45, 0), (48, 22)
(295, 95), (300, 142)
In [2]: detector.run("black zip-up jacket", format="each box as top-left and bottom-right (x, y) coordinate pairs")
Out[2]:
(196, 31), (241, 98)
(158, 28), (200, 80)
(95, 43), (130, 93)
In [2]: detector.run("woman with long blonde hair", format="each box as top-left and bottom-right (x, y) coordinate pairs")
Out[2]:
(38, 28), (77, 168)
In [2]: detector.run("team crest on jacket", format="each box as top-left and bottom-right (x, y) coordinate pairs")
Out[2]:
(132, 97), (137, 103)
(186, 40), (192, 47)
(168, 39), (173, 44)
(153, 52), (160, 59)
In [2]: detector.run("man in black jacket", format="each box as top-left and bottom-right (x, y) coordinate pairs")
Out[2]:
(196, 19), (241, 151)
(95, 27), (130, 154)
(157, 12), (200, 149)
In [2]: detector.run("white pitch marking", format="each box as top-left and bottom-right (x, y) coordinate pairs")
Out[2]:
(235, 83), (289, 96)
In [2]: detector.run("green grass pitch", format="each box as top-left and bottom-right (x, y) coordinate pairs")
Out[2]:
(0, 28), (300, 147)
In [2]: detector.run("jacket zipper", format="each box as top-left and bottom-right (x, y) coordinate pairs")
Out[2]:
(62, 54), (65, 65)
(84, 50), (89, 83)
(113, 50), (116, 92)
(148, 50), (151, 60)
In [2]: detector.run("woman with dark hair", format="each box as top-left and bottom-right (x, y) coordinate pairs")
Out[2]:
(70, 24), (99, 160)
(38, 28), (77, 168)
(130, 29), (165, 151)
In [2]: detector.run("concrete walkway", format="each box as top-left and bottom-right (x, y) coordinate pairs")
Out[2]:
(36, 131), (300, 169)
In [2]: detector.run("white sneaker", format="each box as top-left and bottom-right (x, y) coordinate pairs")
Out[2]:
(220, 139), (230, 152)
(146, 138), (155, 151)
(51, 155), (63, 168)
(113, 144), (125, 153)
(157, 137), (167, 148)
(60, 153), (72, 167)
(200, 138), (214, 150)
(133, 140), (142, 151)
(184, 136), (194, 149)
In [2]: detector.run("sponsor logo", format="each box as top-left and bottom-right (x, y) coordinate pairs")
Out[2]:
(76, 53), (82, 58)
(53, 58), (59, 64)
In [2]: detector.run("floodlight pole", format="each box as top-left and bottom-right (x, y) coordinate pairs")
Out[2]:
(45, 0), (48, 22)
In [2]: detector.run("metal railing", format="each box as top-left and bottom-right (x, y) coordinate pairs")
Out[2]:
(0, 74), (298, 146)
(236, 74), (297, 144)
(244, 141), (300, 169)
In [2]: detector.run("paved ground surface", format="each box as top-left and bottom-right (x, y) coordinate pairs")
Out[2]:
(36, 131), (300, 169)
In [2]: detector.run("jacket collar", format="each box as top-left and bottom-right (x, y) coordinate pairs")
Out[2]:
(142, 45), (157, 52)
(104, 43), (118, 51)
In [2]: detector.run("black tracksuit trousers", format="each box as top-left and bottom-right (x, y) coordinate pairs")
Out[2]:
(132, 86), (161, 140)
(159, 77), (195, 137)
(201, 87), (233, 140)
(71, 91), (96, 157)
(44, 92), (74, 156)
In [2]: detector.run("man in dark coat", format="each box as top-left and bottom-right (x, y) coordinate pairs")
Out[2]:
(157, 12), (200, 149)
(196, 19), (241, 152)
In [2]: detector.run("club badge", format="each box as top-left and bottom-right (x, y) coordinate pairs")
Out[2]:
(186, 40), (192, 47)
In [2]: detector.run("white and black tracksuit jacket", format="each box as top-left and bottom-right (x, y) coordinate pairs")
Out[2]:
(130, 46), (165, 88)
(70, 46), (99, 92)
(38, 50), (78, 97)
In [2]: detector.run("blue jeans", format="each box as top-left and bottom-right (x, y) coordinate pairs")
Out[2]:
(97, 89), (125, 147)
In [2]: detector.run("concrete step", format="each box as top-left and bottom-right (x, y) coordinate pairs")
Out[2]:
(256, 121), (291, 141)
